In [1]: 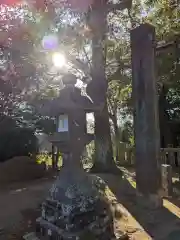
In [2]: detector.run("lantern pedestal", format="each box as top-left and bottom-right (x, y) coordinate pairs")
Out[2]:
(34, 161), (114, 240)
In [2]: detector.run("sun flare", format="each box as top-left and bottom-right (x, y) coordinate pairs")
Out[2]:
(52, 52), (66, 68)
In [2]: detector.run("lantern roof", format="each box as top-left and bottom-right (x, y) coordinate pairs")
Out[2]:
(38, 74), (100, 116)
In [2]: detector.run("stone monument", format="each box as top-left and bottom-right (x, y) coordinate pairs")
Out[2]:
(131, 24), (162, 208)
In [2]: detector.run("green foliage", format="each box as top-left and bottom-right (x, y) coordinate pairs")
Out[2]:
(0, 127), (38, 162)
(36, 153), (52, 166)
(107, 0), (180, 149)
(0, 114), (37, 162)
(0, 0), (179, 163)
(37, 153), (62, 168)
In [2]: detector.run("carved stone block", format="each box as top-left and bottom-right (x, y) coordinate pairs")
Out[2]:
(34, 168), (115, 239)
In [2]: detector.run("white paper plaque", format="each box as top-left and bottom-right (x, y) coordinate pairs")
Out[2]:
(58, 114), (68, 132)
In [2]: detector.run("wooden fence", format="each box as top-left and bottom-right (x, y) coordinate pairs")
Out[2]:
(119, 147), (180, 168)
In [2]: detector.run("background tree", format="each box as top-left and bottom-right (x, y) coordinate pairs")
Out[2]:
(1, 0), (180, 167)
(145, 0), (180, 147)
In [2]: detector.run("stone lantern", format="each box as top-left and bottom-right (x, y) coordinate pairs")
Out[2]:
(24, 74), (115, 240)
(47, 73), (95, 165)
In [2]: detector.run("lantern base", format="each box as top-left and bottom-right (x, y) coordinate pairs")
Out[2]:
(33, 167), (115, 239)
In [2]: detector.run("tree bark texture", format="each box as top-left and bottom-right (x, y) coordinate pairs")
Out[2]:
(87, 0), (115, 172)
(111, 114), (120, 162)
(93, 103), (114, 171)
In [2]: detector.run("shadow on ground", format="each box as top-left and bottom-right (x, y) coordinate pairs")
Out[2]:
(1, 170), (180, 240)
(99, 173), (180, 240)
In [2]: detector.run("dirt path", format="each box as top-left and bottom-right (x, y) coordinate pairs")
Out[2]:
(0, 178), (52, 239)
(100, 173), (180, 240)
(0, 173), (180, 239)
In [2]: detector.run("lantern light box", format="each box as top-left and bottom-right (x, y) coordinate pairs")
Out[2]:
(58, 114), (69, 132)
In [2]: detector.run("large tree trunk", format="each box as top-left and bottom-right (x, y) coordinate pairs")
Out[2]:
(87, 0), (118, 173)
(114, 120), (120, 163)
(92, 103), (115, 171)
(110, 113), (120, 163)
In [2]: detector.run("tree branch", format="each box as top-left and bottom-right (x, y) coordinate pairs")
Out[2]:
(83, 46), (92, 68)
(67, 55), (91, 76)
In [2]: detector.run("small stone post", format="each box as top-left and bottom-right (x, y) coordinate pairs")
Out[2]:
(161, 164), (173, 197)
(131, 24), (162, 208)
